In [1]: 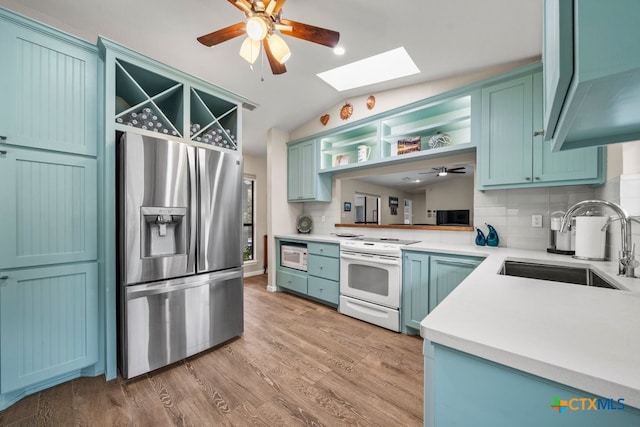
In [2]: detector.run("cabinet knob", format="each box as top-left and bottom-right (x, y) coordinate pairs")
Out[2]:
(533, 130), (544, 137)
(0, 275), (8, 280)
(525, 177), (531, 181)
(0, 150), (6, 155)
(0, 135), (7, 141)
(534, 177), (541, 180)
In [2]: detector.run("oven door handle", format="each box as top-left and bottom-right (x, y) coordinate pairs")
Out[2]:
(340, 253), (399, 266)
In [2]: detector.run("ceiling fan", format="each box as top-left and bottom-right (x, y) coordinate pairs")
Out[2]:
(197, 0), (340, 75)
(420, 167), (466, 177)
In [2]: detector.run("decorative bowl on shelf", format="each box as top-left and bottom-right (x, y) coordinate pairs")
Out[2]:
(428, 132), (451, 149)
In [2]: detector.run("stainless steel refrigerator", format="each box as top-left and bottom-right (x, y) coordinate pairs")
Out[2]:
(117, 132), (243, 379)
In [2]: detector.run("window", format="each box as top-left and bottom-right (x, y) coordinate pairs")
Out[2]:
(242, 176), (255, 262)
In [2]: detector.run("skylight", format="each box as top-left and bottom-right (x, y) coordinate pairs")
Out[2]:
(317, 47), (420, 92)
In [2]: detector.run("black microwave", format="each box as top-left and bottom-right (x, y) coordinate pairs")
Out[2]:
(436, 210), (470, 226)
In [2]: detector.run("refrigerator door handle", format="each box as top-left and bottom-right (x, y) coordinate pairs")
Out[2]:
(125, 268), (243, 299)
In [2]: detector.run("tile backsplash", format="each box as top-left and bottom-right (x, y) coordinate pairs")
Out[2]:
(302, 176), (640, 259)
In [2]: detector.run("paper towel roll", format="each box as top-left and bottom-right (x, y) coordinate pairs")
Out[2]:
(574, 216), (608, 260)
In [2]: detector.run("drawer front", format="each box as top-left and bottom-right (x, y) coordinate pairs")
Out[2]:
(307, 242), (339, 258)
(276, 269), (307, 294)
(307, 276), (339, 305)
(307, 254), (340, 281)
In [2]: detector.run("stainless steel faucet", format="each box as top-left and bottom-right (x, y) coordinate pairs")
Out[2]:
(561, 200), (638, 278)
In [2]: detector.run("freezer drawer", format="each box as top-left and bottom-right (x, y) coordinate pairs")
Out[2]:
(120, 268), (243, 379)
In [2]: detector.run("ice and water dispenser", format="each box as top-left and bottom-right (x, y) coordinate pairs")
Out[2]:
(140, 207), (187, 258)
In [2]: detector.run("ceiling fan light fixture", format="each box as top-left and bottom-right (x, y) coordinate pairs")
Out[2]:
(239, 37), (261, 64)
(268, 34), (291, 64)
(246, 16), (268, 40)
(438, 168), (448, 177)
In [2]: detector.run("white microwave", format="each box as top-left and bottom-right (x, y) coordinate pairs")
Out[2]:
(281, 244), (308, 271)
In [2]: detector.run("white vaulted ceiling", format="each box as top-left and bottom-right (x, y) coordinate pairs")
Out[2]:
(0, 0), (542, 156)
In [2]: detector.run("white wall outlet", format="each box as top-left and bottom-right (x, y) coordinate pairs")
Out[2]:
(531, 214), (543, 228)
(321, 215), (326, 223)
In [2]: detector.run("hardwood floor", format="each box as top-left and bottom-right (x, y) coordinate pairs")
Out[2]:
(0, 275), (424, 426)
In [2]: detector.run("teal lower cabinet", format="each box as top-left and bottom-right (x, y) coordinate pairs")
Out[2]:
(307, 276), (339, 306)
(276, 268), (308, 294)
(275, 239), (339, 307)
(402, 251), (482, 335)
(428, 255), (482, 312)
(0, 262), (99, 409)
(402, 252), (431, 333)
(424, 342), (640, 427)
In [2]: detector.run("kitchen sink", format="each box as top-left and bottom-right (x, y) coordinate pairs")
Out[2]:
(499, 260), (620, 290)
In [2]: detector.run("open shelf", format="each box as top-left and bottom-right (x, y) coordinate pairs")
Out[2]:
(381, 95), (471, 158)
(315, 94), (473, 171)
(320, 123), (378, 169)
(189, 88), (238, 150)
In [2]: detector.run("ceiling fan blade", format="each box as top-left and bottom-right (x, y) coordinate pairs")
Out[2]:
(448, 167), (466, 173)
(228, 0), (253, 14)
(265, 0), (287, 16)
(263, 39), (287, 74)
(279, 19), (340, 48)
(197, 22), (246, 47)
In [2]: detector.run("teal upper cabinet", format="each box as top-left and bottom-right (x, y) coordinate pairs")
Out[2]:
(544, 0), (640, 151)
(479, 70), (604, 190)
(287, 139), (331, 202)
(0, 11), (98, 156)
(99, 37), (243, 152)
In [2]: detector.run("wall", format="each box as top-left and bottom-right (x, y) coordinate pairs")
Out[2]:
(290, 58), (539, 142)
(596, 141), (640, 260)
(424, 176), (474, 220)
(266, 128), (300, 290)
(242, 154), (267, 277)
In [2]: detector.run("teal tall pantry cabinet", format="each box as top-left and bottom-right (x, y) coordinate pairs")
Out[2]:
(0, 9), (101, 409)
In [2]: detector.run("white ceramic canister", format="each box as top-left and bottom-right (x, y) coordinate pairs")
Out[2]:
(573, 215), (608, 260)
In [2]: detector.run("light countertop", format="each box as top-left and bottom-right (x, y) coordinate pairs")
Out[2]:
(412, 241), (640, 409)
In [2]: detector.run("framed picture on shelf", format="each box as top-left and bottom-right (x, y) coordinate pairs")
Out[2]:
(397, 136), (421, 155)
(344, 202), (352, 212)
(334, 154), (350, 167)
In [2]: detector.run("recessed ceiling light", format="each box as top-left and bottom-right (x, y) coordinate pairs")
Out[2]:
(333, 46), (345, 55)
(317, 47), (420, 92)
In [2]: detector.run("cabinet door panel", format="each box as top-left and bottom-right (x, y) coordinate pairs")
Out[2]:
(307, 254), (339, 282)
(287, 143), (302, 201)
(0, 263), (99, 393)
(542, 0), (573, 141)
(276, 269), (307, 294)
(429, 256), (480, 312)
(307, 276), (339, 305)
(0, 19), (97, 156)
(402, 252), (430, 332)
(480, 76), (533, 186)
(0, 147), (97, 269)
(299, 141), (316, 199)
